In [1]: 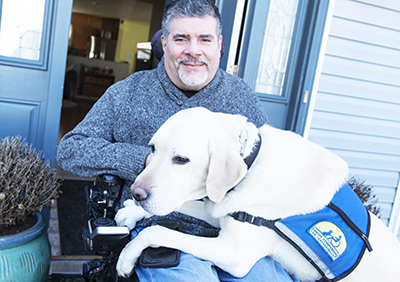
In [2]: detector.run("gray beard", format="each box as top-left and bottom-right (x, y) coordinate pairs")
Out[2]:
(178, 68), (209, 87)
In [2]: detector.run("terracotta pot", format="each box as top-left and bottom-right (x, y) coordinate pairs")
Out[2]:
(0, 211), (51, 281)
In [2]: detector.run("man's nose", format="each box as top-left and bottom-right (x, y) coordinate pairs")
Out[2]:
(184, 40), (202, 57)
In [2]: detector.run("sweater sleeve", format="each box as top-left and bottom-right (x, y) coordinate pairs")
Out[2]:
(56, 85), (150, 181)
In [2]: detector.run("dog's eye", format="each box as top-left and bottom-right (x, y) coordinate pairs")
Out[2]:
(173, 156), (189, 165)
(150, 144), (155, 153)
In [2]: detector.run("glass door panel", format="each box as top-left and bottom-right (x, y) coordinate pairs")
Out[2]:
(255, 0), (299, 96)
(0, 0), (51, 69)
(0, 0), (46, 60)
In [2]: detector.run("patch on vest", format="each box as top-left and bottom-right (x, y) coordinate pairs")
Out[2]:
(308, 221), (347, 261)
(229, 183), (372, 280)
(274, 184), (372, 280)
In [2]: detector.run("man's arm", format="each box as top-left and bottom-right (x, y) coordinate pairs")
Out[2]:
(56, 89), (150, 181)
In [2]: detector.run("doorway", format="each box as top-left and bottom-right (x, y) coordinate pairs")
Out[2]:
(58, 0), (166, 146)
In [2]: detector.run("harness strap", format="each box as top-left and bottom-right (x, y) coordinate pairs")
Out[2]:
(229, 211), (278, 228)
(328, 203), (372, 252)
(229, 211), (331, 281)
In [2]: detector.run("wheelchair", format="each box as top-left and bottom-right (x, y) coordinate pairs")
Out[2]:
(82, 174), (139, 282)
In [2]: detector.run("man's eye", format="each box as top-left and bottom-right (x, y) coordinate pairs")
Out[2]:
(173, 156), (190, 165)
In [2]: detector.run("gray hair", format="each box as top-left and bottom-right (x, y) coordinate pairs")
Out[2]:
(162, 0), (222, 39)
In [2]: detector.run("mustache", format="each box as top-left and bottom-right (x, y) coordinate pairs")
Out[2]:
(178, 57), (209, 66)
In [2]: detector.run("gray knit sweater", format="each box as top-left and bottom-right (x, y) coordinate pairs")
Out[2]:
(57, 59), (267, 223)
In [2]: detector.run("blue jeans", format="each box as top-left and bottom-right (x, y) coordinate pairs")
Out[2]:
(131, 223), (299, 282)
(132, 226), (299, 282)
(135, 253), (299, 282)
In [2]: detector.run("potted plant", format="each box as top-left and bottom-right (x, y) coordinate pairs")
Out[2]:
(0, 136), (61, 282)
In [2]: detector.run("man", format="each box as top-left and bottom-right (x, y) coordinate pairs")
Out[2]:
(57, 0), (298, 281)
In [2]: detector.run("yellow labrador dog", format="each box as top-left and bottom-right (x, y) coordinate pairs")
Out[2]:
(116, 107), (400, 281)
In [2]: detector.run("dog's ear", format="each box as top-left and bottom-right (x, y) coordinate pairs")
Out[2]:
(206, 115), (248, 202)
(206, 141), (247, 202)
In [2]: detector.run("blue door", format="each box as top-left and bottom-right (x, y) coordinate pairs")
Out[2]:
(219, 0), (331, 134)
(0, 0), (73, 165)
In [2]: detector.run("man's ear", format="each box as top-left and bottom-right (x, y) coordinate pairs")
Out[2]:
(161, 35), (167, 51)
(219, 35), (223, 55)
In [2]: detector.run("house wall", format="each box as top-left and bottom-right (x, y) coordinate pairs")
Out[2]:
(115, 19), (150, 75)
(307, 0), (400, 235)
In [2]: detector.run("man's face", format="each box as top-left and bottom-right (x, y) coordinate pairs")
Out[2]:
(162, 16), (222, 91)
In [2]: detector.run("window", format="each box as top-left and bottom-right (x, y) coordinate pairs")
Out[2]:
(0, 0), (51, 69)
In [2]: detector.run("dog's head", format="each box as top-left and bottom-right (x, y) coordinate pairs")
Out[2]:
(131, 107), (259, 215)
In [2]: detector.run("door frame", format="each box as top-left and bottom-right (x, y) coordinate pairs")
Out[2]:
(219, 0), (335, 135)
(284, 0), (334, 135)
(43, 0), (73, 163)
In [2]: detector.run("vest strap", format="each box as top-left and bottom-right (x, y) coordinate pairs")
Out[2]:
(229, 211), (277, 229)
(228, 184), (371, 282)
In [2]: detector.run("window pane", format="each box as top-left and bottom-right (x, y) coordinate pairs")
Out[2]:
(0, 0), (46, 60)
(255, 0), (299, 96)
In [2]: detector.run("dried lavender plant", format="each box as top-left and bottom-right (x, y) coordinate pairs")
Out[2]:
(348, 176), (382, 217)
(0, 136), (61, 227)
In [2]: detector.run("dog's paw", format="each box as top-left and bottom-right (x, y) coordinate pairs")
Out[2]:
(116, 238), (145, 277)
(114, 200), (149, 230)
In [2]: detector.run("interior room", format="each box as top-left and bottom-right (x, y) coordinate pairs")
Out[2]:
(58, 0), (166, 147)
(51, 0), (167, 278)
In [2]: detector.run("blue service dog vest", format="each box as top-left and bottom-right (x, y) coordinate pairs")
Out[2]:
(230, 184), (372, 282)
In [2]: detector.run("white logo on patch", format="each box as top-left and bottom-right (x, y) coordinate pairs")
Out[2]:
(308, 221), (347, 260)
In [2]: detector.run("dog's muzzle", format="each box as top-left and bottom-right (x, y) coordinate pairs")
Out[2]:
(131, 186), (149, 201)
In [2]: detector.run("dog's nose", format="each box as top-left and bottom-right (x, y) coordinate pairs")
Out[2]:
(131, 186), (149, 201)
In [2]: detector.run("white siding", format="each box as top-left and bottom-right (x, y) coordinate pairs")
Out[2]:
(308, 0), (400, 233)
